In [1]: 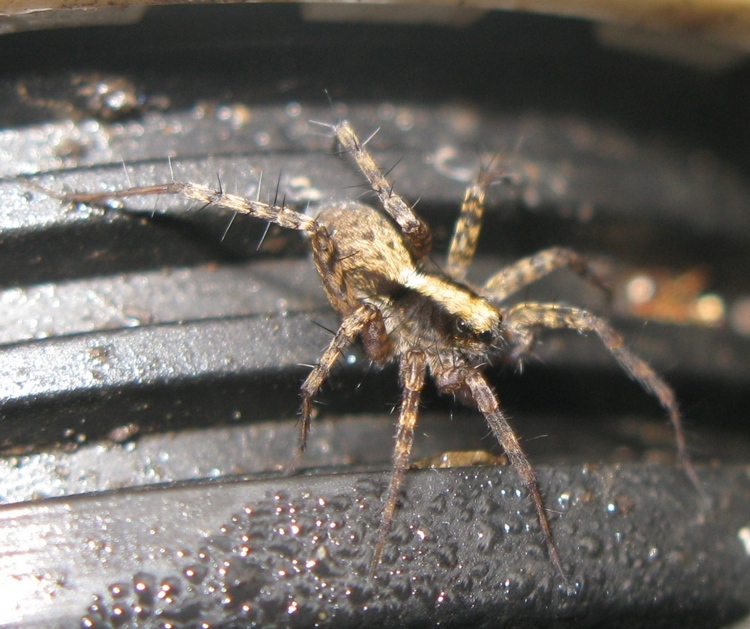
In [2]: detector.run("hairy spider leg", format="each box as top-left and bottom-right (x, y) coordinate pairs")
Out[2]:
(445, 170), (492, 281)
(482, 246), (611, 303)
(333, 120), (432, 259)
(439, 156), (610, 294)
(464, 369), (565, 577)
(55, 179), (392, 462)
(60, 181), (319, 234)
(432, 363), (565, 577)
(371, 349), (427, 573)
(297, 303), (389, 460)
(502, 302), (704, 498)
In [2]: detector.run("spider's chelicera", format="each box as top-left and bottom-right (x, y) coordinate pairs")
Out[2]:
(51, 120), (701, 577)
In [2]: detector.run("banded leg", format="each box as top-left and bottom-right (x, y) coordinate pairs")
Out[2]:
(504, 302), (703, 496)
(298, 304), (386, 455)
(463, 370), (564, 577)
(444, 171), (491, 281)
(47, 181), (320, 235)
(371, 349), (427, 572)
(482, 246), (610, 303)
(334, 121), (432, 258)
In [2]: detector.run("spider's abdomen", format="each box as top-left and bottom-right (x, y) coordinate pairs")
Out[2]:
(314, 201), (416, 300)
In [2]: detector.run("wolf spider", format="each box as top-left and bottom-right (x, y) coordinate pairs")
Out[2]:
(50, 119), (701, 577)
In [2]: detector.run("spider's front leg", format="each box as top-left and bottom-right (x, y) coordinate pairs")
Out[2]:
(482, 246), (611, 303)
(503, 302), (704, 497)
(371, 348), (427, 572)
(435, 365), (565, 577)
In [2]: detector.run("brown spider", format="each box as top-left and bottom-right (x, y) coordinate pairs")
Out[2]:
(48, 119), (701, 577)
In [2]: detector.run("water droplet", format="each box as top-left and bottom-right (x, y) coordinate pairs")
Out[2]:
(377, 103), (395, 121)
(108, 582), (130, 599)
(394, 108), (415, 131)
(110, 603), (132, 627)
(577, 535), (603, 558)
(557, 491), (571, 511)
(694, 293), (725, 325)
(132, 572), (156, 608)
(159, 576), (182, 601)
(475, 523), (497, 553)
(626, 274), (657, 305)
(432, 543), (459, 569)
(501, 571), (534, 599)
(559, 577), (584, 598)
(285, 102), (302, 118)
(108, 423), (139, 443)
(430, 144), (476, 182)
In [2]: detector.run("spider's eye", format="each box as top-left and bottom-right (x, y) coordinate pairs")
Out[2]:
(454, 319), (494, 345)
(454, 319), (470, 336)
(477, 330), (494, 345)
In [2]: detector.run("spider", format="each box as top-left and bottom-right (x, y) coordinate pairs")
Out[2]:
(46, 119), (701, 577)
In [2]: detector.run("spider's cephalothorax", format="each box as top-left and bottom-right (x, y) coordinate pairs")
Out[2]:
(51, 120), (701, 577)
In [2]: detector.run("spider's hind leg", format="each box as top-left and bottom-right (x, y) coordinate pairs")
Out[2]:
(296, 303), (387, 460)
